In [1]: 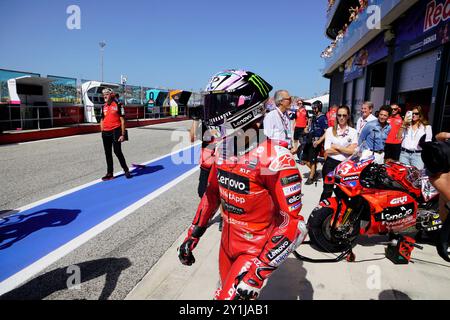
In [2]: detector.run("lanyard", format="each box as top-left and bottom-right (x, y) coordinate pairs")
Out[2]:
(358, 118), (368, 135)
(276, 107), (290, 139)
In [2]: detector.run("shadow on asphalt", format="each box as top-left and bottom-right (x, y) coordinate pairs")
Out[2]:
(0, 209), (81, 250)
(128, 165), (164, 178)
(357, 234), (389, 247)
(259, 258), (314, 300)
(0, 257), (132, 300)
(0, 210), (19, 220)
(377, 289), (412, 300)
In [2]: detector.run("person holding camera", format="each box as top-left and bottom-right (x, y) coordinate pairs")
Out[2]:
(100, 88), (131, 181)
(397, 106), (433, 170)
(421, 132), (450, 262)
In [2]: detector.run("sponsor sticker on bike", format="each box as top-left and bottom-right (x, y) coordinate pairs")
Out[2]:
(390, 196), (408, 205)
(375, 203), (415, 222)
(342, 175), (359, 182)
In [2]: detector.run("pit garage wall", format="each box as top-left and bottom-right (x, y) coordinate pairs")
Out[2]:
(328, 70), (344, 107)
(390, 0), (450, 131)
(326, 0), (450, 132)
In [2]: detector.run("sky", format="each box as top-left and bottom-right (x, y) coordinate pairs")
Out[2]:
(0, 0), (331, 98)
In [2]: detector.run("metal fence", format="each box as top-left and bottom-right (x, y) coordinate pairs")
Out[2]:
(0, 104), (192, 133)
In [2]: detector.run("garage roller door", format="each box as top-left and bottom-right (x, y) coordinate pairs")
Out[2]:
(398, 50), (438, 93)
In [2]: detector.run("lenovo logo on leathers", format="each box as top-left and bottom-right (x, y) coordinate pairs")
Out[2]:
(217, 169), (250, 194)
(266, 239), (291, 261)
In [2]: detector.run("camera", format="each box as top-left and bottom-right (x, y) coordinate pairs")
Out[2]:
(420, 137), (450, 175)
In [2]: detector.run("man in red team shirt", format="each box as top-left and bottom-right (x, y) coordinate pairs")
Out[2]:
(326, 104), (338, 128)
(292, 99), (308, 162)
(100, 88), (131, 180)
(384, 104), (403, 163)
(178, 70), (307, 300)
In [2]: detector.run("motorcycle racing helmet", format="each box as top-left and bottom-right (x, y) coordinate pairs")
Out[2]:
(202, 70), (272, 138)
(312, 100), (323, 113)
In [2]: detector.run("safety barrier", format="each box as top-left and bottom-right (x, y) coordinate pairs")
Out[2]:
(0, 104), (189, 133)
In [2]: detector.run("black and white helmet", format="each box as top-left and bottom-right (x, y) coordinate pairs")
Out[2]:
(203, 70), (272, 138)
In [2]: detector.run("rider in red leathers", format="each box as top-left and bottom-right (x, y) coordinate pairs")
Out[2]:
(178, 70), (307, 300)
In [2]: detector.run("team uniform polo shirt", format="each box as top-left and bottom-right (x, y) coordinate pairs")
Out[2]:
(295, 108), (308, 128)
(102, 101), (125, 131)
(324, 126), (358, 162)
(386, 114), (403, 145)
(326, 108), (337, 128)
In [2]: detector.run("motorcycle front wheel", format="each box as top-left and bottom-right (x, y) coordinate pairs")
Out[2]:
(308, 206), (358, 253)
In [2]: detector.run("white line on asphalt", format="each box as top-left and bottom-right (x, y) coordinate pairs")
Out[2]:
(5, 142), (200, 215)
(18, 135), (81, 145)
(0, 165), (200, 296)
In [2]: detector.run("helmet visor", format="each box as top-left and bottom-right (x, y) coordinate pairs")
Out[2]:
(203, 93), (251, 126)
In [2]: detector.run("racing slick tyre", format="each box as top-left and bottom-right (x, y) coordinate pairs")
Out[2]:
(308, 206), (357, 253)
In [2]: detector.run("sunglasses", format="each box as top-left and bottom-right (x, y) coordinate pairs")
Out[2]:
(413, 112), (420, 116)
(337, 114), (348, 118)
(282, 97), (292, 101)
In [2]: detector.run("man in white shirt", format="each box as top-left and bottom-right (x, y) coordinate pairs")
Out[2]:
(356, 101), (377, 138)
(264, 90), (294, 150)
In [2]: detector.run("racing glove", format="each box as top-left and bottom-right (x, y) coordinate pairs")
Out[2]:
(178, 225), (206, 266)
(235, 257), (276, 300)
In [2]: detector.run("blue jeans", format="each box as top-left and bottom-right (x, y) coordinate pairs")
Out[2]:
(399, 151), (424, 170)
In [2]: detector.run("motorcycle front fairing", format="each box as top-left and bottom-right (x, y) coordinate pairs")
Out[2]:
(359, 191), (418, 235)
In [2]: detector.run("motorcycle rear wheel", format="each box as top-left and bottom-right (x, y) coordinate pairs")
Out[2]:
(308, 207), (358, 253)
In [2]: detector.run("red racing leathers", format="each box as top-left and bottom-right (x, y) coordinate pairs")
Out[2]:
(180, 138), (307, 300)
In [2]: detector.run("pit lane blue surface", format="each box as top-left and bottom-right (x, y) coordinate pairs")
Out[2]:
(0, 145), (200, 284)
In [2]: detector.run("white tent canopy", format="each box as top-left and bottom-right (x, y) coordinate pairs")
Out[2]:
(304, 94), (329, 110)
(81, 81), (120, 123)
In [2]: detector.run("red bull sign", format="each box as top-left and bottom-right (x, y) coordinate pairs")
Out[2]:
(424, 0), (450, 32)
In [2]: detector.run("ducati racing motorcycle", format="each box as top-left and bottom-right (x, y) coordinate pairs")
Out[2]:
(307, 154), (443, 256)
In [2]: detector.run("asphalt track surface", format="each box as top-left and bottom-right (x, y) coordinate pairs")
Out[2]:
(0, 121), (202, 299)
